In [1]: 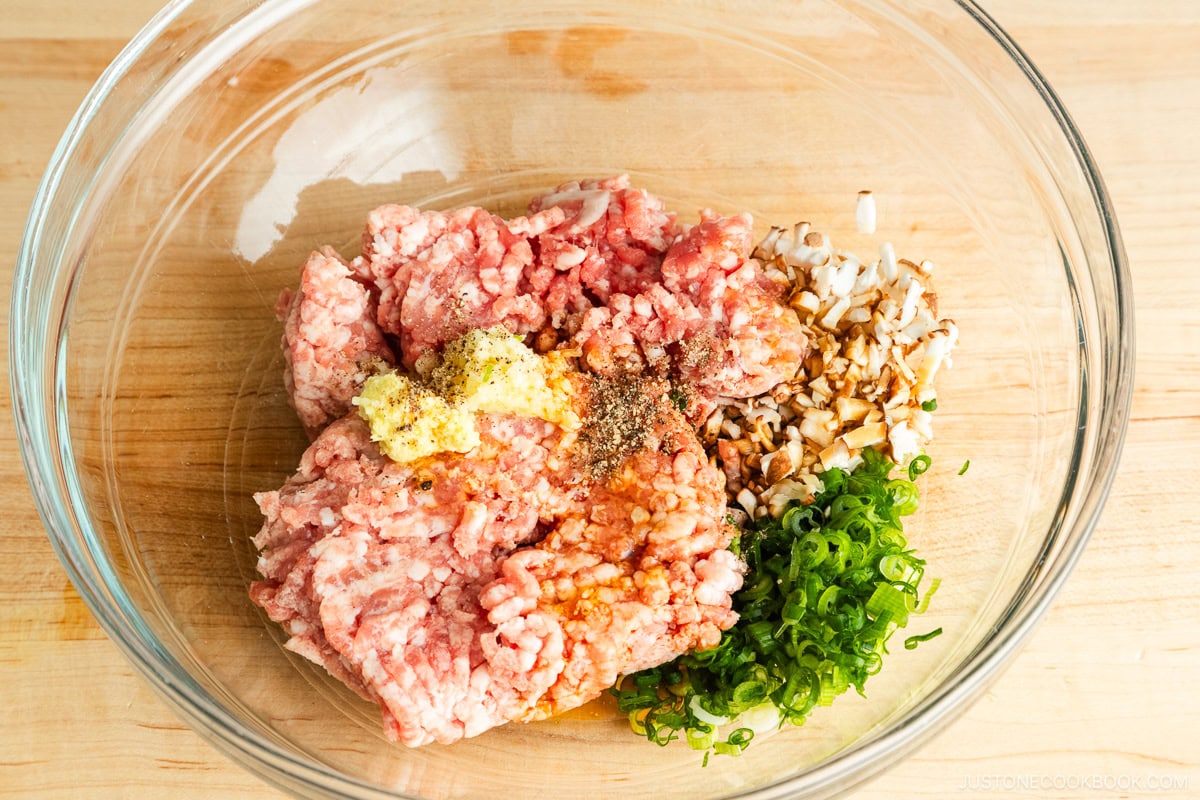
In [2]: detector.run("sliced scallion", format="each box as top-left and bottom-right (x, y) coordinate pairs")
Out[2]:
(904, 628), (943, 649)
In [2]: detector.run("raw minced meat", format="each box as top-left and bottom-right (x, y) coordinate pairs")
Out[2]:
(277, 248), (395, 437)
(572, 208), (808, 399)
(356, 175), (806, 401)
(254, 177), (812, 747)
(281, 177), (807, 424)
(251, 379), (741, 746)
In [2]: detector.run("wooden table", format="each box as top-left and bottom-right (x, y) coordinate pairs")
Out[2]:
(2, 1), (1197, 797)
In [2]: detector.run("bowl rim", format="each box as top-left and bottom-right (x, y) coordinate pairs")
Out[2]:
(10, 1), (1134, 798)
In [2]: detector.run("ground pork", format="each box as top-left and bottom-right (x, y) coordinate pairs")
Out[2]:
(357, 176), (806, 401)
(257, 178), (809, 746)
(570, 209), (809, 399)
(250, 380), (742, 746)
(277, 248), (395, 437)
(479, 378), (739, 721)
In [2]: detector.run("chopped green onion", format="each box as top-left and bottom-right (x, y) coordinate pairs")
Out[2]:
(712, 739), (749, 757)
(780, 591), (806, 628)
(907, 455), (931, 480)
(686, 725), (716, 750)
(958, 459), (970, 475)
(904, 628), (943, 649)
(816, 670), (838, 706)
(745, 620), (777, 655)
(866, 583), (913, 627)
(921, 398), (938, 412)
(887, 479), (920, 515)
(915, 577), (941, 614)
(878, 553), (912, 582)
(731, 680), (768, 711)
(727, 728), (754, 748)
(817, 585), (841, 618)
(668, 386), (689, 412)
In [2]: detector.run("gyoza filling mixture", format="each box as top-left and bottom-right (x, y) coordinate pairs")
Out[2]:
(250, 176), (957, 757)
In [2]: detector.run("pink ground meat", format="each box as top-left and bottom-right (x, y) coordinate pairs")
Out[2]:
(257, 178), (811, 746)
(571, 210), (809, 399)
(251, 383), (741, 746)
(357, 175), (805, 400)
(479, 401), (740, 720)
(277, 248), (395, 437)
(360, 203), (566, 365)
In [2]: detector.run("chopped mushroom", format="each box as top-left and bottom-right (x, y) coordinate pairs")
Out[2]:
(702, 197), (958, 518)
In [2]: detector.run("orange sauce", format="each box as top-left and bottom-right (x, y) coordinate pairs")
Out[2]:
(553, 691), (623, 722)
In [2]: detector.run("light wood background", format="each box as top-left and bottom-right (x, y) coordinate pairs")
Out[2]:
(2, 1), (1197, 798)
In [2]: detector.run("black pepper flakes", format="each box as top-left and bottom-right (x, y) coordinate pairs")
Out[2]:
(577, 374), (661, 480)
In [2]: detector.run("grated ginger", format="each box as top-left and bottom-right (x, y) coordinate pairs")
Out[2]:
(354, 327), (579, 463)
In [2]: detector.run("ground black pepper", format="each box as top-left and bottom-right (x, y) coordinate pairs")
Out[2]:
(578, 374), (661, 479)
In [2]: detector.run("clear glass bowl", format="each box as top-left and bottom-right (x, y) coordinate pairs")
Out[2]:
(11, 1), (1132, 798)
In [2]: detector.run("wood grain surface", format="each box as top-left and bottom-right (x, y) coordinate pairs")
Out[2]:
(2, 1), (1198, 798)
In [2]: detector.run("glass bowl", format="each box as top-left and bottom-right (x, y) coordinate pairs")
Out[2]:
(11, 0), (1132, 798)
